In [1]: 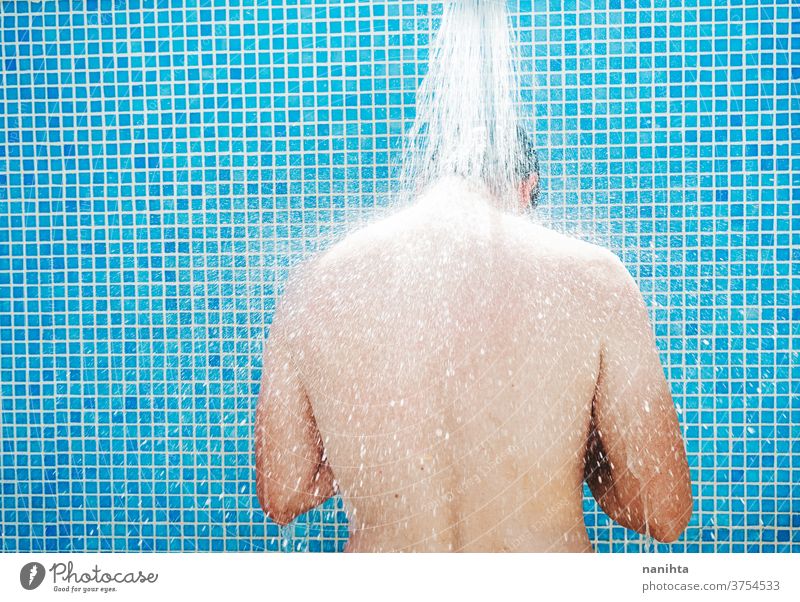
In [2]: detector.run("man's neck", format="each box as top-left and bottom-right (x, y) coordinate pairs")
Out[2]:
(415, 174), (499, 208)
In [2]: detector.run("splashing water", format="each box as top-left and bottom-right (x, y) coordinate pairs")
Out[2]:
(401, 0), (528, 212)
(279, 522), (309, 553)
(641, 499), (655, 553)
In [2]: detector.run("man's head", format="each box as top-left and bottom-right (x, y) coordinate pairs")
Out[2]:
(515, 127), (540, 211)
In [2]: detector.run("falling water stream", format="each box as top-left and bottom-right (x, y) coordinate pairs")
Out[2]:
(401, 0), (528, 211)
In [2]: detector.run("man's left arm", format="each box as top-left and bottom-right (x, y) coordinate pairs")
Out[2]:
(254, 322), (336, 526)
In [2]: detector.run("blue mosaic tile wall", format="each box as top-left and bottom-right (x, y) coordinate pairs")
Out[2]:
(0, 0), (798, 553)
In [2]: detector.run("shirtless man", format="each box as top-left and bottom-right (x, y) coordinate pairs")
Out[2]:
(254, 140), (692, 552)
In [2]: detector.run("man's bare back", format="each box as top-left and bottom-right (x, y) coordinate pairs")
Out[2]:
(255, 177), (692, 552)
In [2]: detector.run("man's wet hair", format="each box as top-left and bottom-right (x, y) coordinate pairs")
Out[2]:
(515, 127), (541, 208)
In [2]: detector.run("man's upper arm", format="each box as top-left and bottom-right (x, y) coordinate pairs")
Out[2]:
(585, 254), (692, 542)
(254, 312), (334, 526)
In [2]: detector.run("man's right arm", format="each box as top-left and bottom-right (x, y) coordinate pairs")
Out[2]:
(584, 254), (693, 543)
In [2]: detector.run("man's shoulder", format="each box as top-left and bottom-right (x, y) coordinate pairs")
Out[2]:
(279, 215), (398, 302)
(518, 224), (637, 297)
(525, 223), (621, 267)
(307, 207), (429, 274)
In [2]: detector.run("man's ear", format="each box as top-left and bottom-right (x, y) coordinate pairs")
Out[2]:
(519, 173), (540, 210)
